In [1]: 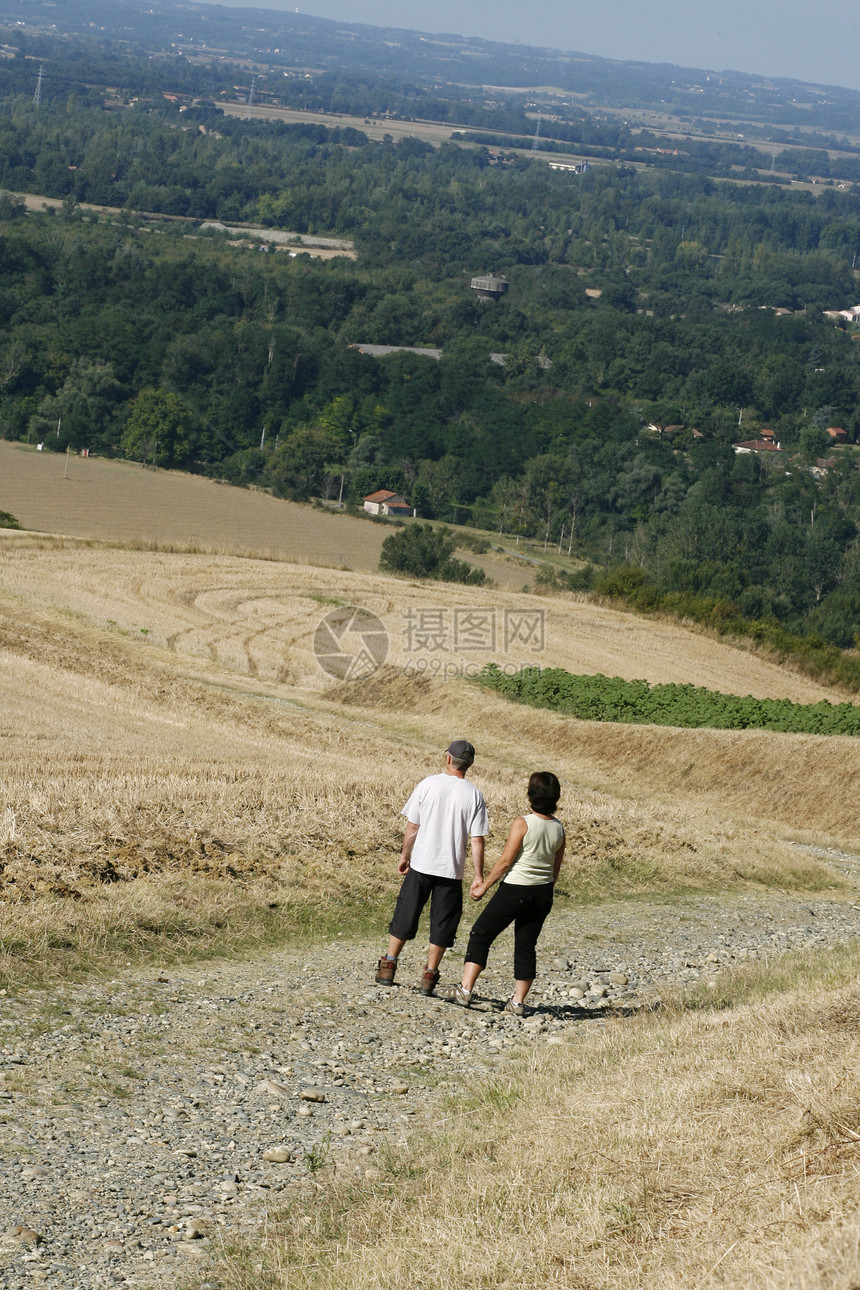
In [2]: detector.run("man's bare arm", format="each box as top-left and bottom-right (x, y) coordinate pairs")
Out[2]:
(470, 835), (485, 882)
(399, 821), (419, 875)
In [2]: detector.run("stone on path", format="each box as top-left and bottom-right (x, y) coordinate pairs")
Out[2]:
(263, 1146), (293, 1163)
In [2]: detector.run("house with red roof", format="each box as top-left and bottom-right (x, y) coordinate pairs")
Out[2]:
(363, 489), (412, 517)
(733, 438), (785, 456)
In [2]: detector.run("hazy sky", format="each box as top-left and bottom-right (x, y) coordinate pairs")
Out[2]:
(199, 0), (860, 92)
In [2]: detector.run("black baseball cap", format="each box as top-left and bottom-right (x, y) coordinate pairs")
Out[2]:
(447, 739), (475, 766)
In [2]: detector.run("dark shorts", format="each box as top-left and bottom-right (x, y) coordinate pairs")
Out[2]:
(388, 866), (463, 948)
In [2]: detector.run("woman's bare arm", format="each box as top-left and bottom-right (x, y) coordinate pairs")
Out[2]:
(552, 833), (566, 882)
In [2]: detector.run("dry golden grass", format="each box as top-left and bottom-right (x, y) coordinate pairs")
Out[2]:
(337, 668), (860, 848)
(1, 538), (857, 984)
(219, 948), (860, 1290)
(4, 439), (859, 690)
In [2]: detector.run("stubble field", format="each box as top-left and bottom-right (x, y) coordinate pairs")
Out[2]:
(2, 517), (858, 984)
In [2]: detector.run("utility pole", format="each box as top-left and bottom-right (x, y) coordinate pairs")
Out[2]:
(33, 65), (43, 109)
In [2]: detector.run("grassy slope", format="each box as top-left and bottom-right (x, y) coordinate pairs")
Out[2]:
(0, 440), (522, 590)
(0, 531), (843, 701)
(0, 440), (386, 572)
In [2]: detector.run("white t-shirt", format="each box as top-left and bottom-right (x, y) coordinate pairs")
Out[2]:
(402, 773), (490, 880)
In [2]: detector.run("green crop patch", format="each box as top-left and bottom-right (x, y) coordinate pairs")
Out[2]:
(477, 663), (860, 736)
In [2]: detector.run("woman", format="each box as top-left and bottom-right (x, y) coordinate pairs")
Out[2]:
(436, 771), (565, 1015)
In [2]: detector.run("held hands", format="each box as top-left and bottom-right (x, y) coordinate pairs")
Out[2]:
(470, 877), (488, 901)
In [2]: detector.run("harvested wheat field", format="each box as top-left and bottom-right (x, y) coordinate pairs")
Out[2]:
(0, 439), (386, 571)
(0, 528), (843, 699)
(0, 439), (524, 588)
(1, 529), (859, 983)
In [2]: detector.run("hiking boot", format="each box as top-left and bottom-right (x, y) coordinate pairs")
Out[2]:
(503, 997), (524, 1016)
(436, 982), (472, 1008)
(419, 968), (440, 996)
(375, 957), (397, 986)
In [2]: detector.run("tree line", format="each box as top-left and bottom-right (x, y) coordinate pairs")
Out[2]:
(2, 92), (860, 651)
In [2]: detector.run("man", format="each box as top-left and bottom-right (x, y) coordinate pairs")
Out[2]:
(375, 739), (489, 996)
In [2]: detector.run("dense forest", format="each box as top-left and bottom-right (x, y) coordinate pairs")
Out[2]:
(2, 7), (860, 658)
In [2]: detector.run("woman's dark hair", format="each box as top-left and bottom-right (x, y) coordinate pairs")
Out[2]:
(527, 771), (560, 815)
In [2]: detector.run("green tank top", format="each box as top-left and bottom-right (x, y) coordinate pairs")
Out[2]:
(504, 814), (564, 887)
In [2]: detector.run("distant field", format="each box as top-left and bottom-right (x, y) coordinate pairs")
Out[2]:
(0, 440), (545, 589)
(222, 100), (595, 167)
(221, 102), (828, 189)
(0, 439), (386, 570)
(223, 101), (459, 145)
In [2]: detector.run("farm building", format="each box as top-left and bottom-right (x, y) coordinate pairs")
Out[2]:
(733, 438), (785, 456)
(363, 489), (412, 517)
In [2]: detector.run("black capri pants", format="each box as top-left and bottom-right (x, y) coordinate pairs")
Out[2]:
(465, 881), (554, 981)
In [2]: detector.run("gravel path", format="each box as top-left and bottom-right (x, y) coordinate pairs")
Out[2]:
(2, 884), (860, 1289)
